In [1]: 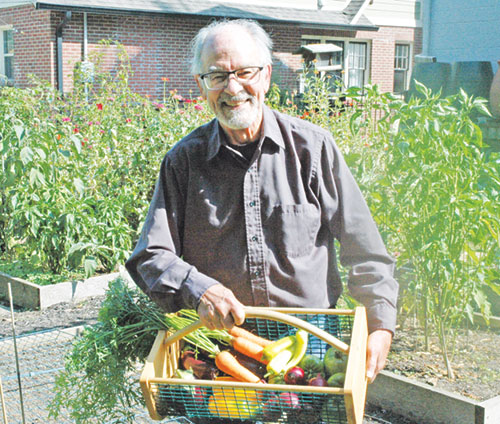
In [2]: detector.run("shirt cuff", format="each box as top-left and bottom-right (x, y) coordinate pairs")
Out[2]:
(365, 301), (397, 335)
(180, 269), (220, 310)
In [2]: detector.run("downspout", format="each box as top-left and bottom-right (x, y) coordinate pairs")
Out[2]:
(56, 11), (71, 93)
(421, 0), (431, 56)
(83, 12), (88, 61)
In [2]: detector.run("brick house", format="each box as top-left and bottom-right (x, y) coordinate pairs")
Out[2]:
(0, 0), (422, 98)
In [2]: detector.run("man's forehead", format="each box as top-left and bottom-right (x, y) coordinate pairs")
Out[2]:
(201, 27), (259, 65)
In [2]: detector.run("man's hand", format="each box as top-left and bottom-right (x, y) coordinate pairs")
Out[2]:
(197, 284), (246, 330)
(366, 329), (393, 383)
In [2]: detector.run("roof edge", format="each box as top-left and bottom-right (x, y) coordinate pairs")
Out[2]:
(34, 2), (379, 31)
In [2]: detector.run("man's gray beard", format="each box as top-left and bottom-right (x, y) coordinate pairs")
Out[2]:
(216, 94), (259, 130)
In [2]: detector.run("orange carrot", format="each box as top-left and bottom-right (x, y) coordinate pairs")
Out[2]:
(215, 350), (261, 383)
(231, 336), (268, 364)
(228, 326), (272, 347)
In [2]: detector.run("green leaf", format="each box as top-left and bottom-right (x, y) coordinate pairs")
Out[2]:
(13, 124), (25, 141)
(71, 134), (82, 154)
(84, 257), (98, 278)
(73, 177), (85, 196)
(20, 146), (34, 165)
(29, 168), (46, 187)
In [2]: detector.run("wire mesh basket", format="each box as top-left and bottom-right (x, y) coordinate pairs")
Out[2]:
(140, 307), (368, 424)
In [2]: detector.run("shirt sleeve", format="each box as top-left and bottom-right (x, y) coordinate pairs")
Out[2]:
(317, 134), (399, 334)
(125, 156), (219, 312)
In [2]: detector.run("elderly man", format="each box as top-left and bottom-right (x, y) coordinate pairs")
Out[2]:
(126, 19), (398, 382)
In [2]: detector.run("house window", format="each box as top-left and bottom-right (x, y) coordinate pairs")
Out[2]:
(347, 42), (367, 88)
(301, 36), (369, 89)
(1, 29), (14, 80)
(394, 43), (410, 94)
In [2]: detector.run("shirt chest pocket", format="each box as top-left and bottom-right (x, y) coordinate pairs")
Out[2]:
(264, 204), (320, 258)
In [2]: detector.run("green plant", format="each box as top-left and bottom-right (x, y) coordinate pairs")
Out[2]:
(0, 41), (212, 280)
(378, 83), (500, 378)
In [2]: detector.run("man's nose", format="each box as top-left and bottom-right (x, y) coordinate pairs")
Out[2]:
(224, 74), (245, 94)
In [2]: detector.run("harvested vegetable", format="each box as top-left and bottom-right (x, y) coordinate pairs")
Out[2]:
(228, 326), (272, 347)
(208, 385), (261, 419)
(215, 350), (261, 383)
(180, 350), (218, 380)
(266, 348), (294, 375)
(284, 366), (306, 385)
(262, 334), (296, 361)
(298, 354), (324, 379)
(231, 335), (268, 363)
(231, 350), (267, 379)
(283, 329), (308, 371)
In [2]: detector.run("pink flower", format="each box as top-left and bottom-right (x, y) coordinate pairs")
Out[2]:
(172, 94), (183, 101)
(184, 99), (192, 103)
(125, 118), (132, 123)
(73, 127), (79, 133)
(88, 121), (93, 126)
(194, 104), (203, 111)
(96, 103), (103, 110)
(100, 129), (105, 134)
(62, 117), (71, 122)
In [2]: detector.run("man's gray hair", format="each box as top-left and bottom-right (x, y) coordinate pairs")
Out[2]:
(190, 19), (273, 75)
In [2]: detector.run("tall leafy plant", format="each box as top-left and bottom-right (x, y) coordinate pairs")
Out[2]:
(379, 83), (499, 378)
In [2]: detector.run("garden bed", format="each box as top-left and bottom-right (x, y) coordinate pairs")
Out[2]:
(0, 269), (126, 309)
(366, 321), (500, 424)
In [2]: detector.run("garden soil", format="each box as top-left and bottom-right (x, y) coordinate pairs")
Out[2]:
(1, 296), (499, 424)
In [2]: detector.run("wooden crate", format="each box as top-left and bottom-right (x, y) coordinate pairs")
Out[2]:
(140, 307), (368, 423)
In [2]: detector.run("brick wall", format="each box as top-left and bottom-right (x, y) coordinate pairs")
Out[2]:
(1, 5), (422, 98)
(0, 5), (53, 87)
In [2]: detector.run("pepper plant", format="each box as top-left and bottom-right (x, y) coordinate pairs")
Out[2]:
(376, 82), (500, 377)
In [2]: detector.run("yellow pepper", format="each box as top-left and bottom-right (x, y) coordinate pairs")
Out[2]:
(283, 330), (308, 372)
(261, 335), (296, 361)
(208, 386), (261, 419)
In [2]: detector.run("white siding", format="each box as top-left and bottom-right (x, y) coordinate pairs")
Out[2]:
(364, 0), (422, 28)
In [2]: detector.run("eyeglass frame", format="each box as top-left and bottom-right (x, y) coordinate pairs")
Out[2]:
(199, 66), (264, 91)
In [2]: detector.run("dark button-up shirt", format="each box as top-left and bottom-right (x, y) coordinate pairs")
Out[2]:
(125, 105), (398, 333)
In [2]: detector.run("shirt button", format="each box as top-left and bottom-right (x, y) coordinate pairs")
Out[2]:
(249, 201), (256, 207)
(251, 236), (258, 242)
(254, 270), (261, 277)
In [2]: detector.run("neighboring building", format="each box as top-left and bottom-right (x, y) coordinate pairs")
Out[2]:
(0, 0), (422, 98)
(419, 0), (500, 72)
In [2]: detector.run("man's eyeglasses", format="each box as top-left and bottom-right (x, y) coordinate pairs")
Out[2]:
(199, 66), (264, 91)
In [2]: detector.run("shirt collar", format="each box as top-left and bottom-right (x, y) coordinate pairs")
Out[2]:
(206, 104), (285, 161)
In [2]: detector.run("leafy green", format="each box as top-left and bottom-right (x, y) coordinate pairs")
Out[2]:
(48, 277), (223, 423)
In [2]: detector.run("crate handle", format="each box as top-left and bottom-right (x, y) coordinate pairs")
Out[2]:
(162, 307), (350, 354)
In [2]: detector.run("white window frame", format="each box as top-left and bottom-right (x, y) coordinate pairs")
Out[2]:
(0, 26), (14, 81)
(394, 42), (413, 94)
(301, 35), (371, 90)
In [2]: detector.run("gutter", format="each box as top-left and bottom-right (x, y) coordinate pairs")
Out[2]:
(55, 11), (71, 93)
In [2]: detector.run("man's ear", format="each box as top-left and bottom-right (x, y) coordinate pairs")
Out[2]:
(263, 64), (273, 94)
(195, 76), (207, 100)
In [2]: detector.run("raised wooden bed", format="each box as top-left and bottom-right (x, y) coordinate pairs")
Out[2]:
(0, 269), (129, 310)
(367, 370), (500, 424)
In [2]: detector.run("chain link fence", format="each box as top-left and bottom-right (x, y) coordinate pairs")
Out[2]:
(0, 326), (192, 424)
